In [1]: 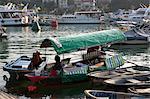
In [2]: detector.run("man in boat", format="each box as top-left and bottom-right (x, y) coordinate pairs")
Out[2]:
(49, 55), (62, 77)
(53, 55), (62, 70)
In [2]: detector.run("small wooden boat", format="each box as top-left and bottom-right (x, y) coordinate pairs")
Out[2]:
(84, 90), (142, 99)
(128, 86), (150, 96)
(88, 65), (150, 83)
(3, 56), (32, 73)
(3, 51), (46, 79)
(126, 65), (150, 74)
(104, 73), (150, 87)
(87, 71), (121, 83)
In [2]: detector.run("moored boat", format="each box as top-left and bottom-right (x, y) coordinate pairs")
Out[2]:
(57, 10), (103, 24)
(84, 90), (142, 99)
(25, 29), (126, 83)
(88, 65), (150, 83)
(104, 73), (150, 87)
(0, 3), (37, 26)
(120, 21), (150, 44)
(128, 6), (150, 22)
(3, 51), (46, 79)
(128, 86), (150, 97)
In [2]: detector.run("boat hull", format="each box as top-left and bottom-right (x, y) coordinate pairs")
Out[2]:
(104, 73), (150, 87)
(121, 29), (150, 44)
(128, 86), (150, 97)
(84, 90), (142, 99)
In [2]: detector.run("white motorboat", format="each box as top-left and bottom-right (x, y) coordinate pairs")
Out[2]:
(57, 10), (103, 24)
(128, 7), (150, 22)
(0, 3), (37, 26)
(121, 21), (150, 44)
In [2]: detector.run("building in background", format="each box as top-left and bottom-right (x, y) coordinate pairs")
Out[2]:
(74, 0), (96, 10)
(42, 0), (68, 8)
(58, 0), (68, 8)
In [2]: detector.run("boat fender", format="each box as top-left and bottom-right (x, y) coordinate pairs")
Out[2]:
(3, 75), (9, 81)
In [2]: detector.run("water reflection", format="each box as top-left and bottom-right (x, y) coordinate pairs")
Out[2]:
(4, 76), (91, 98)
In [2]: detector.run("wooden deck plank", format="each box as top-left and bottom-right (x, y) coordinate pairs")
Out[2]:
(0, 91), (17, 99)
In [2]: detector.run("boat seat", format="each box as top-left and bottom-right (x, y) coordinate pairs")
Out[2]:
(61, 58), (71, 66)
(127, 79), (141, 83)
(34, 61), (47, 73)
(82, 51), (99, 61)
(89, 62), (105, 71)
(105, 54), (125, 70)
(82, 51), (100, 65)
(63, 66), (88, 75)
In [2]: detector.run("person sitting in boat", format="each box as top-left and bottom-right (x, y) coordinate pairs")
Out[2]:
(49, 55), (62, 77)
(30, 50), (42, 69)
(53, 55), (62, 70)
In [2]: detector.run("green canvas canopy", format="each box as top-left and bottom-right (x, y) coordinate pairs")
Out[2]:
(43, 29), (126, 54)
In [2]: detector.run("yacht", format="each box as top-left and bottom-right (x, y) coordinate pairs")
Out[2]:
(109, 9), (133, 21)
(57, 10), (103, 24)
(129, 7), (150, 22)
(122, 20), (150, 44)
(0, 3), (37, 26)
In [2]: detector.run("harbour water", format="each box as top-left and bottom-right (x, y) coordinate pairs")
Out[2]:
(0, 24), (150, 98)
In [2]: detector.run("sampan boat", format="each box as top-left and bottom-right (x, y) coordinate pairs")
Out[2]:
(25, 29), (127, 83)
(3, 51), (46, 79)
(104, 73), (150, 87)
(87, 65), (150, 83)
(3, 56), (32, 73)
(84, 90), (142, 99)
(128, 86), (150, 97)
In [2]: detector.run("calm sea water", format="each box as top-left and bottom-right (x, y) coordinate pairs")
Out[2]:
(0, 24), (149, 98)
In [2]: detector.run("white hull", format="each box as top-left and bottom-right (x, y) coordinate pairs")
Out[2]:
(0, 18), (32, 26)
(129, 7), (150, 22)
(57, 10), (102, 24)
(58, 19), (101, 24)
(0, 3), (37, 26)
(122, 40), (149, 45)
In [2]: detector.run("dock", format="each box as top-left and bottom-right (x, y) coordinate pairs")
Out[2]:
(0, 91), (17, 99)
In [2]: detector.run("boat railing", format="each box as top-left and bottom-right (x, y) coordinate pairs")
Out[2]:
(105, 54), (125, 70)
(82, 51), (99, 61)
